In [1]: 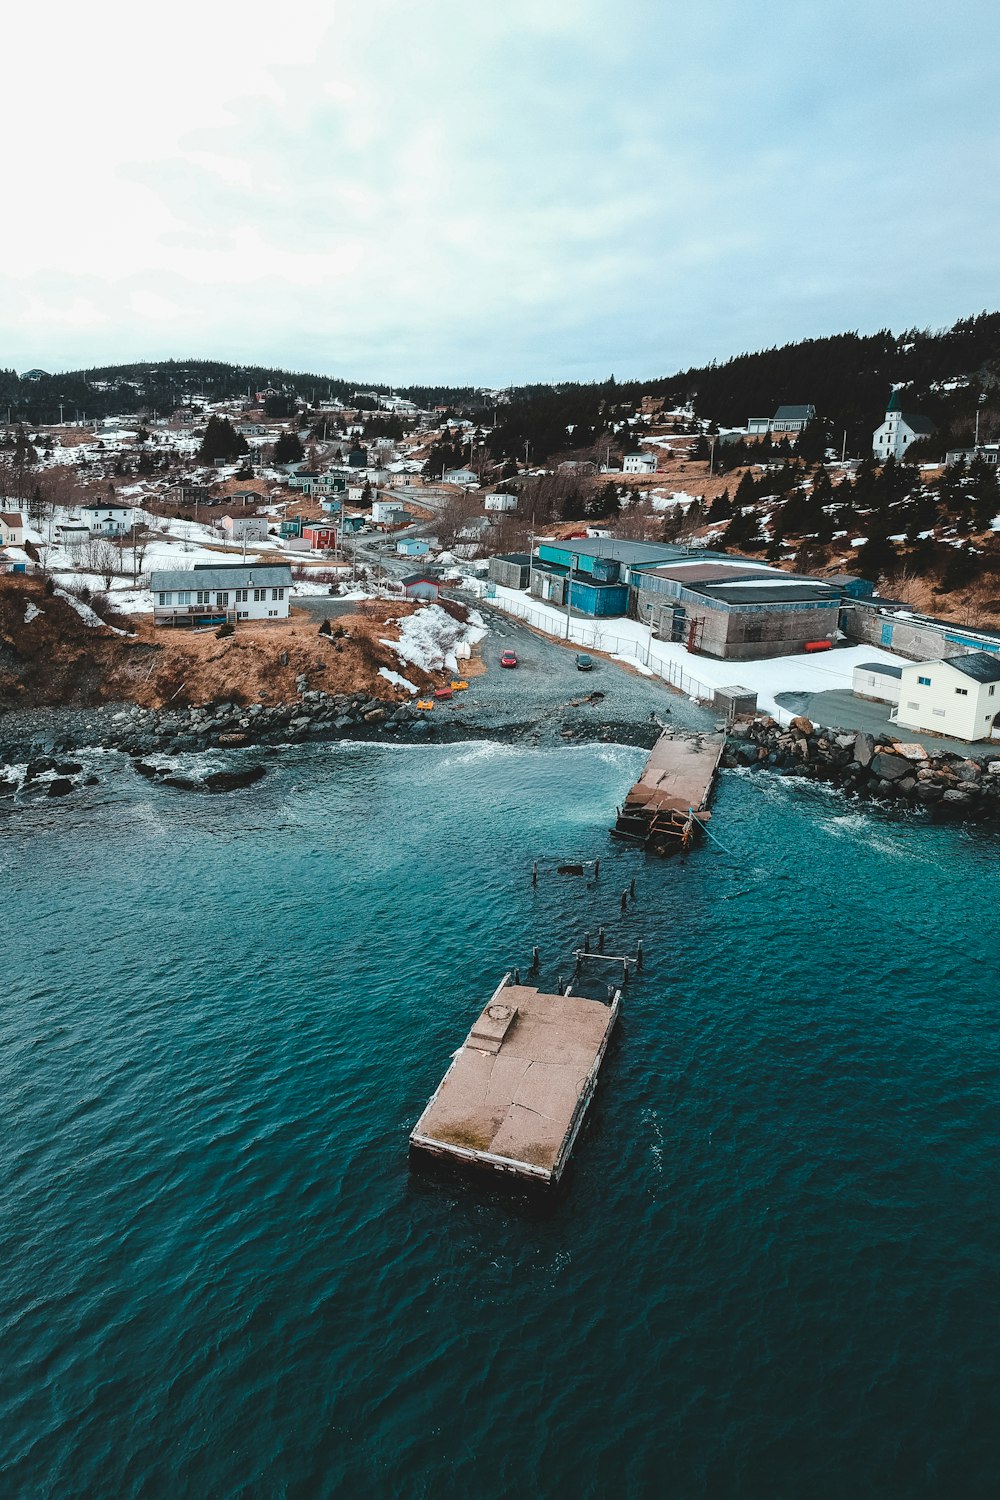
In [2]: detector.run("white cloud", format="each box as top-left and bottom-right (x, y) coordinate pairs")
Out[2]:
(3, 0), (1000, 381)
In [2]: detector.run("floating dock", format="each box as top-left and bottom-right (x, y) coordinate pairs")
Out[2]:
(410, 974), (619, 1186)
(612, 730), (725, 853)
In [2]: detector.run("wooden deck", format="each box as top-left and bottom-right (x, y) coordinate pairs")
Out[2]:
(611, 730), (725, 853)
(410, 975), (619, 1186)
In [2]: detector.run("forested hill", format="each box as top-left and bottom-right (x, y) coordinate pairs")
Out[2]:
(3, 310), (1000, 454)
(669, 311), (1000, 455)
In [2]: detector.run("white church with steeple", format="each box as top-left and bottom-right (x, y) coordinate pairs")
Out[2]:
(872, 388), (935, 461)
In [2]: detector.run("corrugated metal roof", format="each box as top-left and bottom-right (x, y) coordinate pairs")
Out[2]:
(773, 404), (814, 421)
(150, 563), (292, 590)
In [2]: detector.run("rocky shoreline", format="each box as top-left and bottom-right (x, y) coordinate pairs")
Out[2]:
(0, 685), (664, 798)
(724, 714), (1000, 818)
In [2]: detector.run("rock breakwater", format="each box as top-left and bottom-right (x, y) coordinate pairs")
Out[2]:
(724, 715), (1000, 818)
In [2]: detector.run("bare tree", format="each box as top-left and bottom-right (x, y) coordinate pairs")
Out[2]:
(435, 491), (483, 550)
(130, 526), (150, 584)
(91, 538), (120, 591)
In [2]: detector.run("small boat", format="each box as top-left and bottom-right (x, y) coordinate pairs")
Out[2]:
(434, 686), (453, 700)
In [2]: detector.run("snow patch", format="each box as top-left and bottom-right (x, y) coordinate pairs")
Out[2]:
(382, 603), (487, 675)
(24, 601), (42, 623)
(54, 588), (128, 635)
(379, 667), (419, 695)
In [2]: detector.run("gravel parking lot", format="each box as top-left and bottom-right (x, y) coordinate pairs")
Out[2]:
(438, 602), (717, 742)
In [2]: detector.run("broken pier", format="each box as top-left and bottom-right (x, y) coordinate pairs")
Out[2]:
(410, 973), (619, 1187)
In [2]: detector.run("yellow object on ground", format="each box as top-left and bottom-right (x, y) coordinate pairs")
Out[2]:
(451, 680), (469, 691)
(416, 700), (435, 711)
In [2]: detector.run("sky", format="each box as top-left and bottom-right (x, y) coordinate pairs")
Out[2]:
(4, 0), (1000, 386)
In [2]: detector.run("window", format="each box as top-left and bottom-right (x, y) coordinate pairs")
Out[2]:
(990, 686), (996, 696)
(955, 687), (968, 696)
(254, 588), (266, 602)
(907, 700), (919, 710)
(157, 592), (169, 606)
(237, 610), (248, 619)
(917, 675), (931, 686)
(236, 589), (248, 603)
(268, 609), (278, 617)
(272, 587), (284, 600)
(196, 590), (211, 605)
(177, 591), (191, 605)
(933, 709), (946, 718)
(217, 592), (229, 607)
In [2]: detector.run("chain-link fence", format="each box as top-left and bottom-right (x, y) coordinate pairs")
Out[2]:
(491, 593), (716, 704)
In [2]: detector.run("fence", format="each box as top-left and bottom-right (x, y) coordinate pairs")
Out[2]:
(487, 592), (716, 704)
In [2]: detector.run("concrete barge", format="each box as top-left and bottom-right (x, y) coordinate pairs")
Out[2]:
(409, 974), (619, 1186)
(612, 730), (725, 853)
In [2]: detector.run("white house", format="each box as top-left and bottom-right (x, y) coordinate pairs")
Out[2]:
(891, 652), (1000, 741)
(150, 562), (293, 625)
(0, 510), (25, 547)
(372, 498), (407, 524)
(873, 390), (935, 461)
(623, 452), (656, 474)
(443, 468), (479, 487)
(852, 660), (902, 706)
(79, 501), (135, 535)
(220, 514), (270, 542)
(55, 522), (92, 553)
(483, 492), (518, 512)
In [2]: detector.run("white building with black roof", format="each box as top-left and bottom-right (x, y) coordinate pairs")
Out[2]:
(892, 652), (1000, 741)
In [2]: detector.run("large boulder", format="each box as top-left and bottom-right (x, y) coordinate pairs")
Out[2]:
(855, 732), (875, 768)
(870, 749), (912, 781)
(789, 715), (814, 735)
(202, 765), (268, 793)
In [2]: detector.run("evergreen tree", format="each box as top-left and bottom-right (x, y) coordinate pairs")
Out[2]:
(856, 532), (899, 582)
(274, 430), (305, 465)
(199, 416), (249, 463)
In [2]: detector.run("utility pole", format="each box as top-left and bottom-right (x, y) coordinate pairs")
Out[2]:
(841, 430), (847, 463)
(565, 552), (578, 640)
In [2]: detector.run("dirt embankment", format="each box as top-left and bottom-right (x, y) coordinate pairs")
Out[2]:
(0, 576), (446, 712)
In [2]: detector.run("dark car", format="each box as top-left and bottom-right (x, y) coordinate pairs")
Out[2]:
(500, 649), (518, 668)
(575, 653), (594, 671)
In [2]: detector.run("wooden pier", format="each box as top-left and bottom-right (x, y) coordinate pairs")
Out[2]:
(410, 974), (619, 1186)
(611, 730), (725, 854)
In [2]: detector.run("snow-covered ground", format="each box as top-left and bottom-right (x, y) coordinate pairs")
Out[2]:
(382, 604), (488, 675)
(483, 584), (902, 718)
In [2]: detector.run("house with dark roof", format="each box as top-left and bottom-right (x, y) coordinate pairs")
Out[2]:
(892, 652), (1000, 741)
(852, 660), (903, 706)
(873, 390), (935, 461)
(401, 573), (441, 600)
(150, 561), (292, 625)
(747, 403), (816, 436)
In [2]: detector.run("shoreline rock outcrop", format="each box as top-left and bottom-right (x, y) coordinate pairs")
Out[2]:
(723, 715), (1000, 818)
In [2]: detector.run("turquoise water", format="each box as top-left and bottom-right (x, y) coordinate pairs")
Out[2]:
(3, 743), (999, 1499)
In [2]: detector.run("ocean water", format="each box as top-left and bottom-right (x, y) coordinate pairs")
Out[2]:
(3, 743), (999, 1499)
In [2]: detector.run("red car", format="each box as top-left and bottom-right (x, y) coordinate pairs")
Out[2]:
(499, 649), (518, 669)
